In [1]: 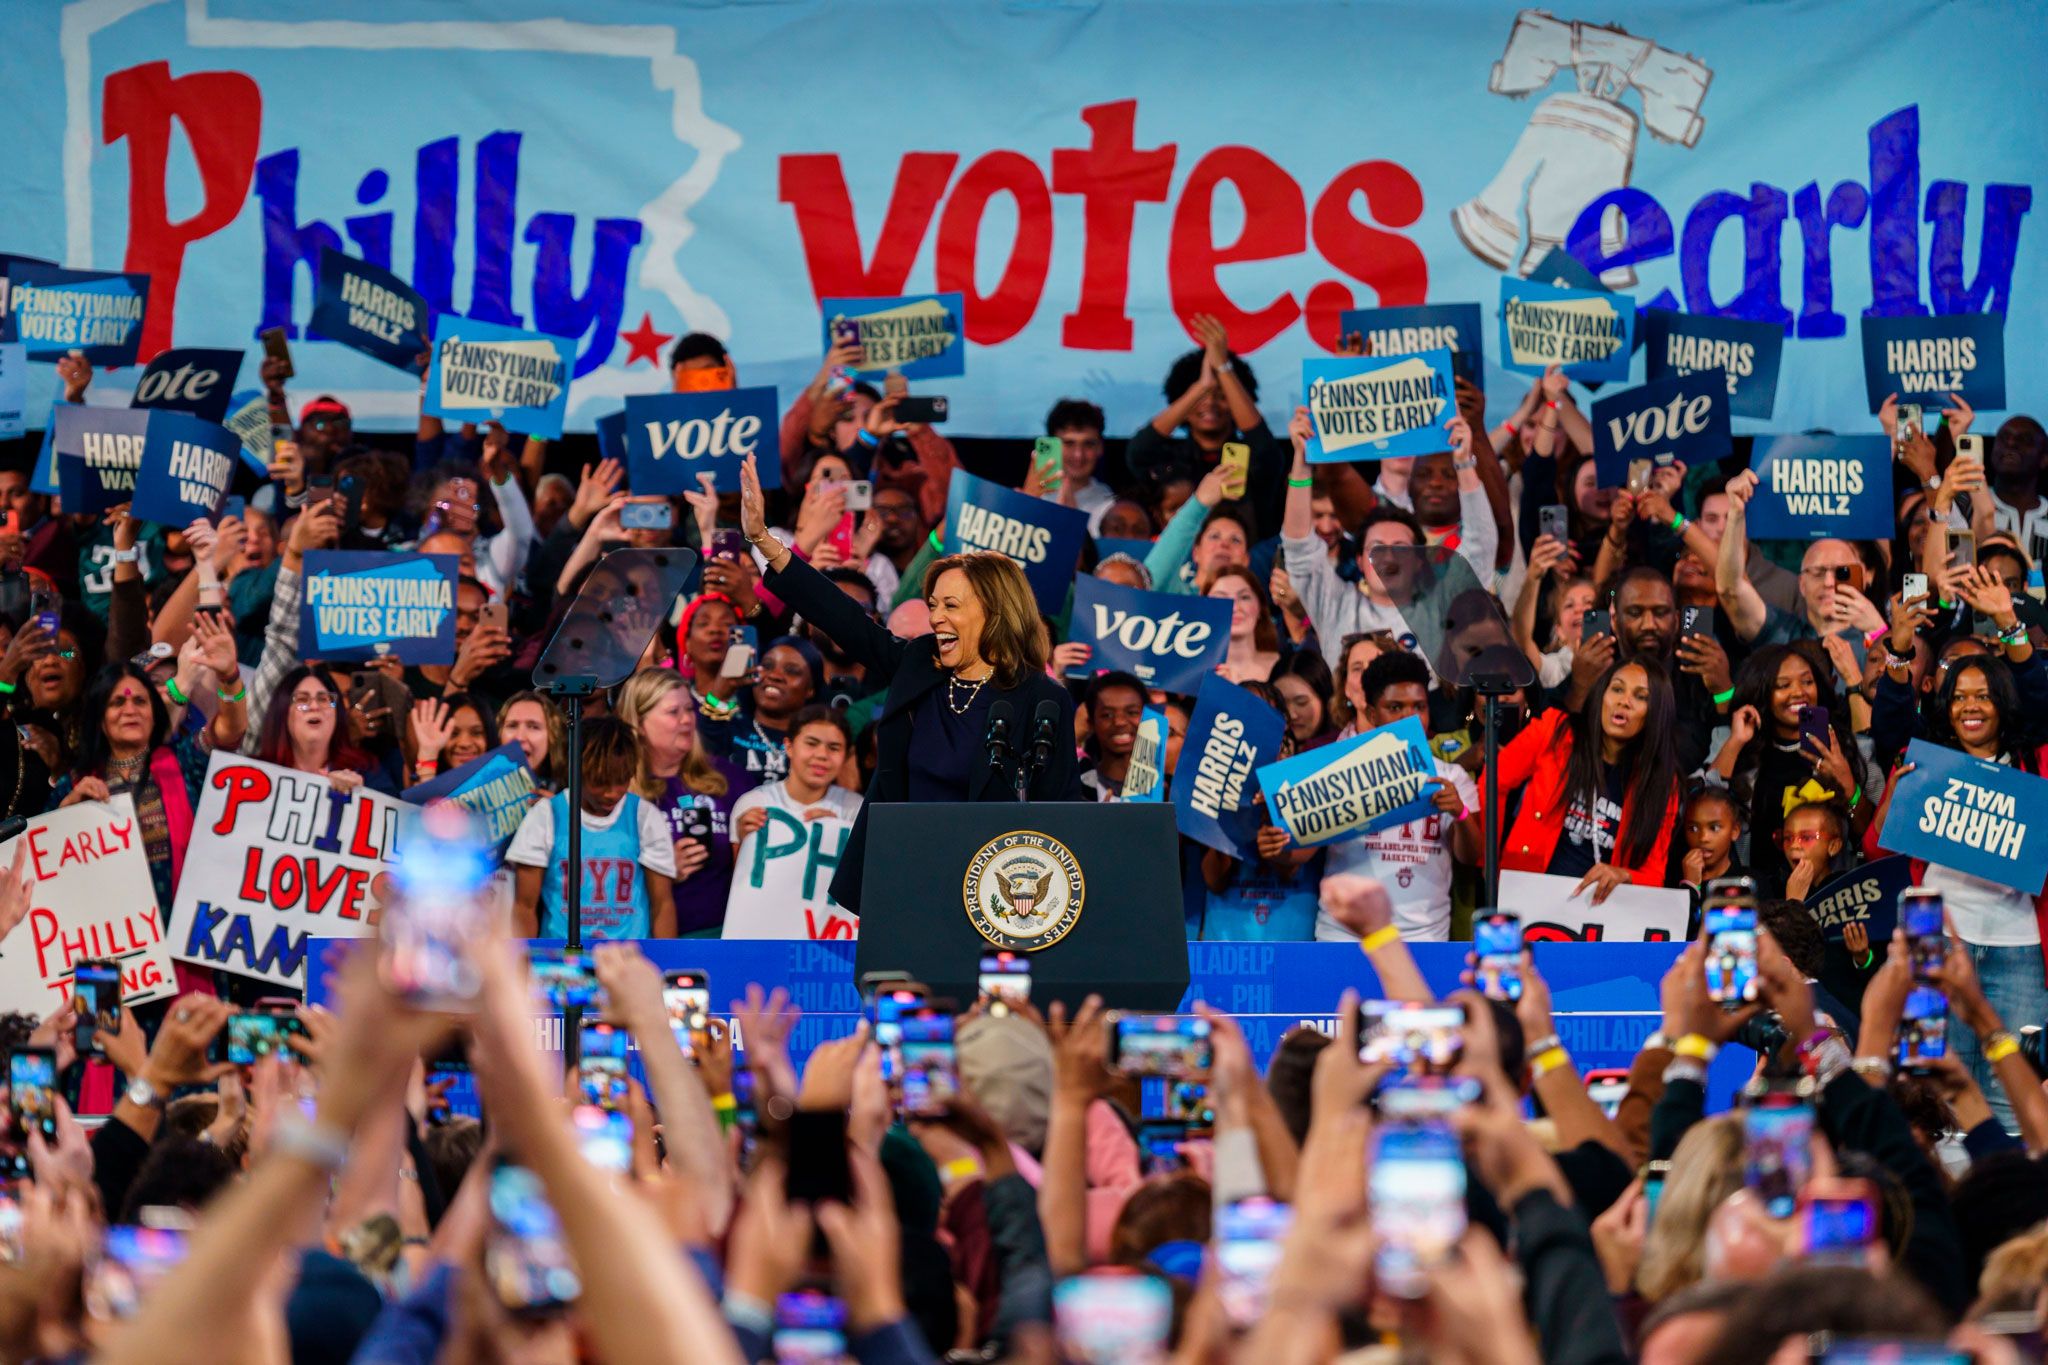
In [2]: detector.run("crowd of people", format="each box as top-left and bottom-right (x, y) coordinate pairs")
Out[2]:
(0, 305), (2041, 1360)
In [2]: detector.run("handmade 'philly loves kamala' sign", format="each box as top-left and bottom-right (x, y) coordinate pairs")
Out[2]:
(1302, 350), (1455, 462)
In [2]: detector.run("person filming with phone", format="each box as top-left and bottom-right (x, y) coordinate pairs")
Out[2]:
(736, 453), (1077, 913)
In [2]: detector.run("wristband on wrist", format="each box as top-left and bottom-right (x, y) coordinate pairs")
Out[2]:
(1286, 476), (1312, 489)
(855, 427), (880, 448)
(1359, 924), (1401, 953)
(1671, 512), (1687, 532)
(415, 759), (438, 774)
(1711, 686), (1736, 706)
(1529, 1046), (1571, 1079)
(0, 680), (14, 695)
(273, 1116), (351, 1172)
(928, 528), (944, 552)
(1641, 1030), (1669, 1053)
(1672, 1034), (1718, 1061)
(1850, 1055), (1893, 1080)
(165, 676), (189, 706)
(940, 1156), (982, 1183)
(1661, 1057), (1709, 1086)
(1985, 1030), (2021, 1064)
(1524, 1034), (1562, 1058)
(217, 682), (247, 703)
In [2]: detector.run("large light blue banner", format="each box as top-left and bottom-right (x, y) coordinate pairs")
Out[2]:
(0, 1), (2038, 437)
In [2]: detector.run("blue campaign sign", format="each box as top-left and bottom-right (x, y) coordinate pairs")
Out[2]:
(823, 292), (965, 380)
(53, 405), (149, 514)
(945, 470), (1088, 612)
(1498, 276), (1634, 382)
(596, 409), (628, 466)
(1258, 715), (1437, 847)
(403, 743), (537, 859)
(0, 345), (24, 440)
(1174, 675), (1286, 860)
(1641, 310), (1784, 419)
(130, 410), (237, 525)
(422, 315), (574, 438)
(1302, 350), (1456, 462)
(1068, 574), (1230, 694)
(1336, 303), (1485, 381)
(1590, 370), (1731, 487)
(221, 390), (275, 476)
(1746, 434), (1894, 540)
(1861, 312), (2006, 410)
(129, 348), (243, 424)
(1526, 245), (1610, 293)
(300, 551), (461, 664)
(1805, 854), (1914, 945)
(624, 386), (781, 494)
(10, 263), (149, 366)
(0, 255), (58, 346)
(1880, 740), (2048, 894)
(1123, 709), (1168, 803)
(309, 248), (430, 372)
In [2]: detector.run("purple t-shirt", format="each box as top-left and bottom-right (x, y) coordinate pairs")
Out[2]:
(658, 757), (754, 934)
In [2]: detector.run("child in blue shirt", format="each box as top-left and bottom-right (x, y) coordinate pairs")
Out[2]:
(509, 717), (677, 938)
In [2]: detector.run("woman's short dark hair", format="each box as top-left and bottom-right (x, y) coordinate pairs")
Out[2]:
(74, 663), (170, 779)
(787, 703), (853, 750)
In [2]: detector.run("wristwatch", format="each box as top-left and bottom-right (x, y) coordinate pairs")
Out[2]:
(125, 1076), (165, 1109)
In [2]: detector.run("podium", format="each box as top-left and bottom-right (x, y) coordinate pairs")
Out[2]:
(856, 802), (1189, 1012)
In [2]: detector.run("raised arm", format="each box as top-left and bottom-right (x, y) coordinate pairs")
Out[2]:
(741, 454), (907, 681)
(1193, 314), (1262, 434)
(1715, 470), (1769, 641)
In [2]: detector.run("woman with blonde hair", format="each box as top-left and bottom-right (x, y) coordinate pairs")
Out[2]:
(496, 690), (568, 793)
(615, 667), (748, 936)
(739, 454), (1078, 913)
(1635, 1115), (1744, 1302)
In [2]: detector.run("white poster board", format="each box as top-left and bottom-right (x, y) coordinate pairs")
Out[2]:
(721, 809), (858, 940)
(0, 795), (177, 1013)
(1497, 870), (1691, 943)
(166, 752), (412, 989)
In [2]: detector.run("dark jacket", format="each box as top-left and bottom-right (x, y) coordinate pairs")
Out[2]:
(763, 552), (1078, 912)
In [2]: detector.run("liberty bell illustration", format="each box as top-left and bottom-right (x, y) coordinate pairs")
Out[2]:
(1453, 9), (1712, 287)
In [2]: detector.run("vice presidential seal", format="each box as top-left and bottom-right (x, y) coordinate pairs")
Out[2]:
(962, 830), (1085, 950)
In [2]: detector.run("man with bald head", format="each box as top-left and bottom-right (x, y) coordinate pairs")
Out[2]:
(1716, 470), (1884, 659)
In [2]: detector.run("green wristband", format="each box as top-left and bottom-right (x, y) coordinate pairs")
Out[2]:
(1712, 687), (1736, 706)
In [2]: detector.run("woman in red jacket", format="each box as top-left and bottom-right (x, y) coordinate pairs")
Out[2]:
(1484, 658), (1682, 902)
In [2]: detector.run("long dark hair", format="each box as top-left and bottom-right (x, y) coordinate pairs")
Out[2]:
(73, 663), (170, 780)
(255, 665), (375, 773)
(1563, 657), (1678, 866)
(1928, 653), (2034, 773)
(1728, 642), (1869, 802)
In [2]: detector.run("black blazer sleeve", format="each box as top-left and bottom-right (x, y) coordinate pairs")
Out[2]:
(1028, 676), (1080, 801)
(764, 550), (910, 684)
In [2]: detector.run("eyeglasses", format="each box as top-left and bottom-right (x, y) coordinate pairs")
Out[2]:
(1800, 565), (1858, 582)
(292, 693), (340, 710)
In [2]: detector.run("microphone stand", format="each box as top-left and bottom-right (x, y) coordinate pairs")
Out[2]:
(1468, 669), (1517, 908)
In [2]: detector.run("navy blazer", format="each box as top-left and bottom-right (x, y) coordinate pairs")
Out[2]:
(762, 552), (1078, 912)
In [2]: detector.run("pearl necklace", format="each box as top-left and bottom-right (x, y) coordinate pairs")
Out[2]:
(946, 668), (993, 715)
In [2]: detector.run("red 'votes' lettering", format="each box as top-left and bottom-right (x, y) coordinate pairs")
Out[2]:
(779, 99), (1428, 355)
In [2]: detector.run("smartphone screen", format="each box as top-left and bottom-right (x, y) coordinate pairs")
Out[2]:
(774, 1289), (850, 1365)
(1163, 1079), (1213, 1126)
(72, 960), (122, 1056)
(1901, 892), (1947, 983)
(1703, 905), (1760, 1006)
(1110, 1015), (1214, 1078)
(1135, 1119), (1186, 1174)
(977, 951), (1030, 1008)
(84, 1225), (189, 1321)
(663, 970), (710, 1058)
(1951, 529), (1977, 568)
(1626, 458), (1652, 493)
(1357, 1001), (1466, 1073)
(1370, 1122), (1466, 1298)
(1818, 1344), (1968, 1364)
(1898, 985), (1949, 1072)
(572, 1104), (633, 1174)
(1802, 1194), (1876, 1260)
(1643, 1159), (1671, 1224)
(1053, 1270), (1172, 1365)
(225, 1013), (281, 1068)
(1474, 915), (1522, 1002)
(898, 1010), (957, 1116)
(1220, 441), (1250, 499)
(576, 1022), (630, 1111)
(1895, 402), (1923, 447)
(528, 948), (601, 1012)
(1215, 1198), (1292, 1329)
(8, 1050), (56, 1142)
(485, 1161), (581, 1315)
(379, 806), (493, 1009)
(1743, 1101), (1814, 1218)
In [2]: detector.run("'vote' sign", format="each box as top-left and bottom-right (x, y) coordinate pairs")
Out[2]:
(129, 348), (243, 424)
(624, 387), (782, 494)
(1069, 574), (1231, 694)
(1590, 370), (1730, 487)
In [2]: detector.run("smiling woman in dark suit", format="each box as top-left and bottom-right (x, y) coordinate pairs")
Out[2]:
(737, 455), (1077, 912)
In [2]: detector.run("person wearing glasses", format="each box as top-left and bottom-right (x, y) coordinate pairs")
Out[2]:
(249, 664), (392, 795)
(52, 620), (249, 913)
(1716, 469), (1885, 652)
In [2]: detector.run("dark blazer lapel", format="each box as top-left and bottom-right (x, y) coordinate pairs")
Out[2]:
(878, 638), (945, 724)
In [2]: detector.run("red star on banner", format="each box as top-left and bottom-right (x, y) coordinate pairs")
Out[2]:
(619, 312), (674, 367)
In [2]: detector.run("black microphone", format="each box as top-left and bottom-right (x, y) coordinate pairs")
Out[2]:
(1027, 699), (1059, 775)
(986, 699), (1015, 776)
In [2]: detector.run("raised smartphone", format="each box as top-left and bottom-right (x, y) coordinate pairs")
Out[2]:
(1370, 1122), (1466, 1298)
(1108, 1014), (1213, 1078)
(1474, 913), (1522, 1002)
